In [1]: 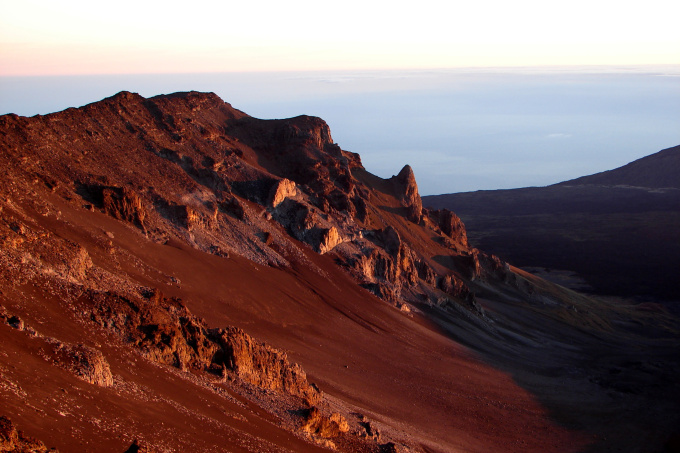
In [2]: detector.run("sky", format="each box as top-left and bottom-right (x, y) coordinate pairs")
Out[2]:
(1, 0), (679, 75)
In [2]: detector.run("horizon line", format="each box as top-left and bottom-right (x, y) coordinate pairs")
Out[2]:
(2, 63), (680, 78)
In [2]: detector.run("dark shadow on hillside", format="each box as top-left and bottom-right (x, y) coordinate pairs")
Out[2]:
(423, 185), (680, 301)
(412, 277), (680, 453)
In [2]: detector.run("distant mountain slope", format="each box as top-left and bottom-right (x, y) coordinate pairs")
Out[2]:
(558, 145), (680, 188)
(423, 145), (680, 301)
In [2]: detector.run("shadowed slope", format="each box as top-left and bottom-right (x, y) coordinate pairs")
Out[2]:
(424, 145), (680, 300)
(558, 145), (680, 188)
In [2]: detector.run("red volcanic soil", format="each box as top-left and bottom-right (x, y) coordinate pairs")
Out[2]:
(0, 91), (678, 453)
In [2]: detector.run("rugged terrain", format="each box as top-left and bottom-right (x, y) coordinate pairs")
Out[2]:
(424, 145), (680, 303)
(0, 91), (678, 452)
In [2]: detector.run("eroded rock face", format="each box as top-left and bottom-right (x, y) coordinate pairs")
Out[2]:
(81, 288), (320, 403)
(102, 187), (147, 230)
(212, 327), (319, 402)
(218, 195), (246, 220)
(78, 184), (147, 230)
(439, 274), (473, 302)
(415, 259), (437, 286)
(467, 249), (508, 281)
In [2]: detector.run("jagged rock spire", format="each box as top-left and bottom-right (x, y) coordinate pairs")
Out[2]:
(393, 165), (423, 223)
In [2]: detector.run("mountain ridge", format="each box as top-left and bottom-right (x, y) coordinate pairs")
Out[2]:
(556, 144), (680, 189)
(1, 91), (678, 452)
(423, 144), (680, 300)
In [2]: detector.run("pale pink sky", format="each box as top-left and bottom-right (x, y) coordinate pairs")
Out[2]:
(1, 0), (679, 76)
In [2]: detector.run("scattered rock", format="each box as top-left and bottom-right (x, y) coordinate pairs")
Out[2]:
(301, 407), (349, 438)
(358, 419), (381, 441)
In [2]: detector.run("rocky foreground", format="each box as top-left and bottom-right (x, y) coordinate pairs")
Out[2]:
(0, 92), (678, 452)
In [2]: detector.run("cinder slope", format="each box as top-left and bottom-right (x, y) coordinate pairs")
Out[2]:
(1, 92), (678, 453)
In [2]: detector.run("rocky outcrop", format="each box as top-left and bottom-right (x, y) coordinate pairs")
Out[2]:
(301, 407), (349, 438)
(153, 198), (213, 232)
(360, 228), (418, 286)
(81, 288), (321, 404)
(273, 200), (344, 254)
(79, 184), (147, 230)
(439, 274), (473, 302)
(391, 165), (422, 223)
(318, 227), (343, 254)
(211, 326), (319, 402)
(48, 341), (114, 387)
(102, 187), (147, 230)
(269, 178), (297, 208)
(0, 416), (57, 452)
(218, 195), (246, 220)
(428, 209), (468, 247)
(358, 417), (381, 441)
(466, 249), (507, 281)
(415, 259), (437, 286)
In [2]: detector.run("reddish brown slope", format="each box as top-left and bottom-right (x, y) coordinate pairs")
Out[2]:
(0, 91), (677, 453)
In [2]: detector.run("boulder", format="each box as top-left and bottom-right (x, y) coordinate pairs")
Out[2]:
(50, 342), (114, 387)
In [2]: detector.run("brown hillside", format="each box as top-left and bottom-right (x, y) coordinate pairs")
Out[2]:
(0, 91), (678, 453)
